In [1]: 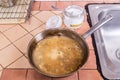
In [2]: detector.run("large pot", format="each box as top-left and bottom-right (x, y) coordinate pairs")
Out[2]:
(27, 15), (112, 77)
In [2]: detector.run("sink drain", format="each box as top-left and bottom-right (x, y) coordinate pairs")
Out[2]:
(116, 49), (120, 60)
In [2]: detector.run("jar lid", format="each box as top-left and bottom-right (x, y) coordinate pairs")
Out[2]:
(46, 16), (62, 29)
(64, 5), (84, 18)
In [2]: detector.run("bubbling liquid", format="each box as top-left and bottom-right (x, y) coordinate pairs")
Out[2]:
(32, 36), (84, 76)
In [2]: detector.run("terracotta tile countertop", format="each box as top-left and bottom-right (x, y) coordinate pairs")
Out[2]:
(2, 1), (120, 80)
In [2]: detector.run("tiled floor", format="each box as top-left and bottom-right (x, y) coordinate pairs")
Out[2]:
(0, 33), (11, 50)
(7, 56), (32, 68)
(3, 25), (28, 42)
(79, 70), (102, 80)
(1, 1), (119, 80)
(13, 34), (33, 57)
(1, 69), (27, 80)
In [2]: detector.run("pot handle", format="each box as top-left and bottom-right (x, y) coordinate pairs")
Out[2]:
(82, 15), (113, 39)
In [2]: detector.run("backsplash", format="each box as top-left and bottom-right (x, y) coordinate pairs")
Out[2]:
(32, 1), (120, 11)
(34, 0), (120, 3)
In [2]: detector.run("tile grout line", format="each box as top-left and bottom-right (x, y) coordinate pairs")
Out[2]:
(9, 33), (28, 43)
(13, 43), (29, 57)
(31, 11), (40, 16)
(31, 11), (39, 15)
(0, 43), (12, 51)
(4, 55), (24, 69)
(1, 25), (29, 44)
(23, 54), (29, 59)
(18, 24), (34, 37)
(0, 65), (3, 71)
(25, 69), (28, 80)
(31, 10), (41, 15)
(0, 64), (4, 71)
(32, 13), (45, 23)
(102, 0), (105, 3)
(19, 13), (45, 33)
(26, 12), (42, 24)
(19, 17), (44, 30)
(50, 11), (64, 21)
(19, 22), (44, 37)
(0, 25), (17, 33)
(0, 70), (3, 80)
(0, 25), (17, 51)
(30, 22), (45, 30)
(77, 71), (80, 80)
(2, 31), (29, 45)
(18, 23), (46, 58)
(55, 1), (57, 10)
(1, 31), (29, 56)
(39, 1), (41, 10)
(10, 18), (45, 58)
(51, 78), (53, 80)
(50, 10), (63, 15)
(51, 77), (53, 80)
(3, 68), (28, 70)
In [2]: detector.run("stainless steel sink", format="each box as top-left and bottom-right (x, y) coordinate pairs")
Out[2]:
(87, 4), (120, 79)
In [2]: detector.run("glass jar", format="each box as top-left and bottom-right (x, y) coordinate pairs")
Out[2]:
(63, 5), (84, 29)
